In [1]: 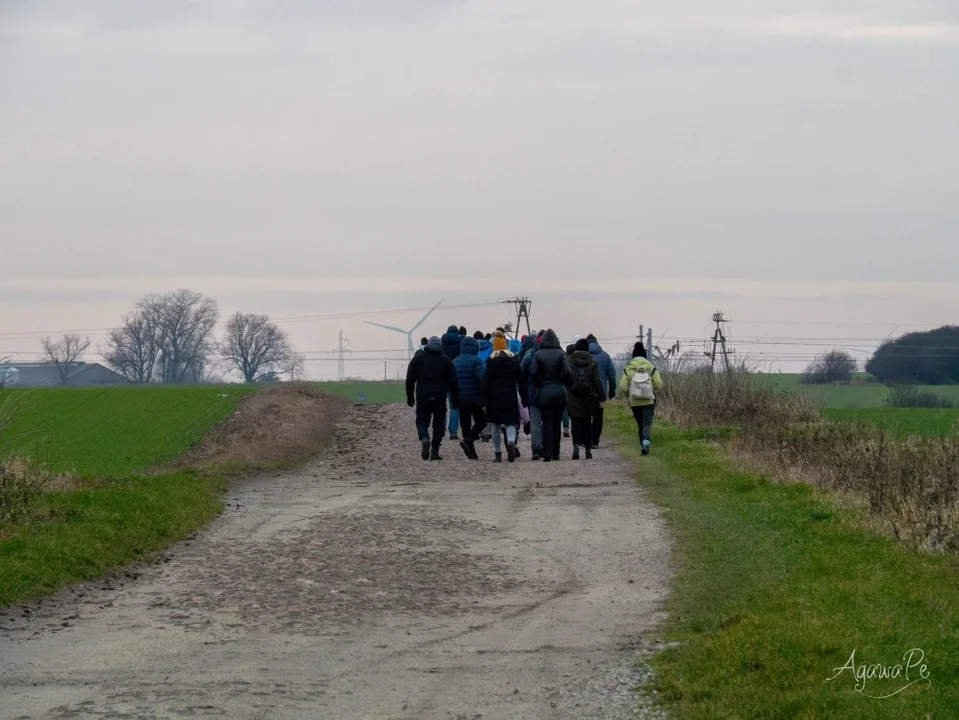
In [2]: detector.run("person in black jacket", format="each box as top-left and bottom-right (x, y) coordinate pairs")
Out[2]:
(440, 325), (464, 441)
(568, 338), (605, 460)
(406, 336), (459, 461)
(483, 331), (528, 463)
(529, 329), (573, 462)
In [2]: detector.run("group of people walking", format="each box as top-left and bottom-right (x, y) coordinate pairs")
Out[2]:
(405, 325), (663, 463)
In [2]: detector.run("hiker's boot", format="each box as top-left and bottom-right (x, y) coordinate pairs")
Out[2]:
(507, 442), (517, 463)
(563, 429), (571, 438)
(459, 439), (472, 459)
(466, 438), (479, 459)
(531, 448), (542, 461)
(514, 444), (521, 459)
(493, 452), (503, 463)
(572, 445), (580, 461)
(585, 448), (593, 460)
(641, 440), (650, 456)
(430, 447), (443, 461)
(543, 454), (552, 463)
(421, 438), (431, 461)
(450, 433), (459, 441)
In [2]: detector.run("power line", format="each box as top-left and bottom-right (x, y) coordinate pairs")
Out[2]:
(0, 300), (504, 340)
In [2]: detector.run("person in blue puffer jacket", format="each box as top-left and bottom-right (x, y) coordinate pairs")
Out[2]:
(453, 336), (486, 459)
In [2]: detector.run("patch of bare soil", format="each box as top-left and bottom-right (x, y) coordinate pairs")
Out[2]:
(171, 384), (350, 470)
(157, 508), (533, 634)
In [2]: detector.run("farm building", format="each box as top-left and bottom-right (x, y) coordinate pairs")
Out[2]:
(0, 362), (128, 387)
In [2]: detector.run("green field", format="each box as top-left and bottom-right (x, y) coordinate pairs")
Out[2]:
(755, 373), (959, 410)
(315, 381), (405, 405)
(824, 407), (959, 438)
(1, 386), (255, 477)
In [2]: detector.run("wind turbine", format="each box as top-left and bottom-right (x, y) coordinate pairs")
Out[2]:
(364, 299), (445, 360)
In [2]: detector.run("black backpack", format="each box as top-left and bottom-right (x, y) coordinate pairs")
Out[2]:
(570, 364), (594, 398)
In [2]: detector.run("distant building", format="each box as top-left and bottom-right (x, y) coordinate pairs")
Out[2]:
(0, 362), (128, 388)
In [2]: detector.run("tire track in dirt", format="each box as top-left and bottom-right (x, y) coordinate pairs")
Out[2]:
(0, 404), (671, 719)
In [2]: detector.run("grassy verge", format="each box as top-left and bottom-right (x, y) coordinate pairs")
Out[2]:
(0, 471), (224, 605)
(609, 406), (959, 718)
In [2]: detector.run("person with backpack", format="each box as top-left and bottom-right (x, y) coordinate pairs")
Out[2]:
(567, 338), (605, 459)
(520, 330), (545, 458)
(406, 336), (459, 461)
(483, 331), (527, 463)
(453, 336), (486, 460)
(562, 343), (575, 439)
(441, 325), (465, 440)
(618, 341), (664, 455)
(586, 334), (617, 447)
(529, 329), (573, 462)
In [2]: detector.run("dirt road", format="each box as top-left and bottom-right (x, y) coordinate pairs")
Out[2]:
(0, 404), (671, 719)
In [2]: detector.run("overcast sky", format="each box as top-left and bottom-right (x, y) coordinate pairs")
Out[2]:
(2, 0), (957, 378)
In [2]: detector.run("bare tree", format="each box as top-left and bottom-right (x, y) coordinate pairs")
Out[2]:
(103, 309), (161, 384)
(288, 353), (306, 382)
(221, 313), (294, 383)
(140, 290), (219, 384)
(40, 334), (91, 385)
(802, 350), (857, 385)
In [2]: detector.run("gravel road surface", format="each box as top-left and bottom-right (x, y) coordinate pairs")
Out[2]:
(1, 404), (671, 719)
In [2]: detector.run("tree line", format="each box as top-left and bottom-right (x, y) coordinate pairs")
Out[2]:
(41, 289), (301, 384)
(802, 325), (959, 385)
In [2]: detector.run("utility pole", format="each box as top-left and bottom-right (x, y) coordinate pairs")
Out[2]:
(337, 330), (351, 382)
(503, 297), (532, 337)
(704, 311), (733, 372)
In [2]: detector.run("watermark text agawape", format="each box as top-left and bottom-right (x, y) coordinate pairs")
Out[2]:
(827, 648), (931, 699)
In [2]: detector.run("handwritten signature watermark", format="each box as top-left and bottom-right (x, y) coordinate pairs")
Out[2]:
(827, 648), (931, 699)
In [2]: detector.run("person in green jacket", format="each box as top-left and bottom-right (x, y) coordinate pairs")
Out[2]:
(618, 341), (664, 455)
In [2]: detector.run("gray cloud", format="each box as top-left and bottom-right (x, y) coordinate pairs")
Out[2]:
(1, 0), (957, 374)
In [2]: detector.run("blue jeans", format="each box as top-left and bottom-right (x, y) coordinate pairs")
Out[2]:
(448, 393), (459, 436)
(529, 406), (543, 452)
(562, 407), (570, 430)
(492, 424), (517, 453)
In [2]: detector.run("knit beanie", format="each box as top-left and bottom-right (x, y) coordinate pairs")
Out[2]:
(633, 342), (647, 358)
(575, 338), (590, 352)
(492, 330), (508, 352)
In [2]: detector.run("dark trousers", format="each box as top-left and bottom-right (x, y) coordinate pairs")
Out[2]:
(631, 404), (655, 443)
(416, 398), (447, 449)
(591, 402), (605, 445)
(539, 399), (566, 460)
(570, 414), (593, 450)
(459, 403), (487, 442)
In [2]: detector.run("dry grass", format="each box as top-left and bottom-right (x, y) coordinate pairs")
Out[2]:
(0, 458), (85, 524)
(739, 420), (959, 551)
(658, 364), (820, 428)
(657, 367), (959, 551)
(169, 383), (350, 471)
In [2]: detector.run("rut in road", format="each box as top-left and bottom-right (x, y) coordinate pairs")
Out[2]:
(0, 403), (672, 720)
